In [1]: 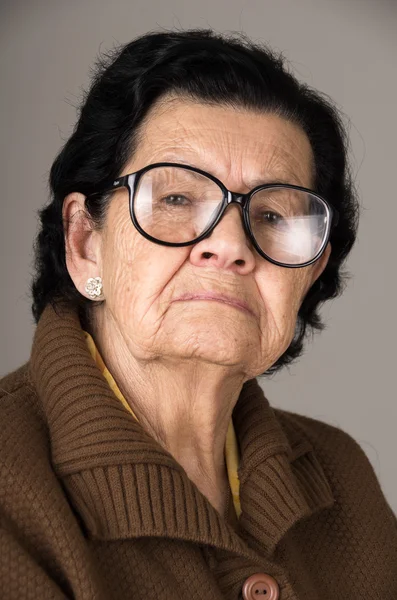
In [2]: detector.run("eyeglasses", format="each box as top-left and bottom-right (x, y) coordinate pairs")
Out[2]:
(86, 162), (339, 268)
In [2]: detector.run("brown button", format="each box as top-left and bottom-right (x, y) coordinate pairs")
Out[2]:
(242, 573), (280, 600)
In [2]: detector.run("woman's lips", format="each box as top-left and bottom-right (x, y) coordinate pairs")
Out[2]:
(172, 292), (255, 317)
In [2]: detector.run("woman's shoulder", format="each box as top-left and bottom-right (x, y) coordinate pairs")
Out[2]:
(275, 406), (364, 455)
(0, 361), (44, 431)
(274, 405), (376, 472)
(0, 362), (51, 493)
(274, 406), (396, 518)
(0, 362), (31, 397)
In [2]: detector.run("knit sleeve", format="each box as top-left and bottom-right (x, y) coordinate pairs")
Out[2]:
(323, 429), (397, 596)
(281, 415), (397, 599)
(0, 513), (67, 600)
(0, 374), (72, 599)
(326, 426), (397, 530)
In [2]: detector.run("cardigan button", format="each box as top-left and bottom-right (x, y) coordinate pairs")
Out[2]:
(241, 573), (280, 600)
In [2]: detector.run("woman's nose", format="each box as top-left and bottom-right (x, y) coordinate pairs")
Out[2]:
(189, 205), (256, 274)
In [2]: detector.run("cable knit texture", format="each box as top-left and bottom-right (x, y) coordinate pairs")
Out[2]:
(0, 301), (396, 599)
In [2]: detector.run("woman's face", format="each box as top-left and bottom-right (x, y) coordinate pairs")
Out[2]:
(69, 97), (331, 379)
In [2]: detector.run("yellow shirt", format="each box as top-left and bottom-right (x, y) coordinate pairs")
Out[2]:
(83, 330), (241, 519)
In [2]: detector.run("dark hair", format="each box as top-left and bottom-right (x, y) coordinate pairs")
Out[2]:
(30, 28), (360, 377)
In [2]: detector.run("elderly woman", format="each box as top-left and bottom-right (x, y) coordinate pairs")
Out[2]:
(1, 29), (396, 600)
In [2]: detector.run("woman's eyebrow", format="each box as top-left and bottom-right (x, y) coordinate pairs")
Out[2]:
(158, 153), (302, 187)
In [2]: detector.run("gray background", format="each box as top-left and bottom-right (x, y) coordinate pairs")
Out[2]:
(1, 0), (396, 512)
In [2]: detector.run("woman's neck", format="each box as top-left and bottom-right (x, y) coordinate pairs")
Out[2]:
(88, 315), (245, 508)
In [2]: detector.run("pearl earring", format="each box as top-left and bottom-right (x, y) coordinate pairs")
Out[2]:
(85, 276), (104, 300)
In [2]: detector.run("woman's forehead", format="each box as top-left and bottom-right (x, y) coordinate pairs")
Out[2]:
(131, 100), (315, 188)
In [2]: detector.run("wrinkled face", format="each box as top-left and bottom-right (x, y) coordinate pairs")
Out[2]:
(78, 97), (331, 378)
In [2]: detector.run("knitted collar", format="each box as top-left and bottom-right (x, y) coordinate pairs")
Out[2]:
(28, 301), (335, 568)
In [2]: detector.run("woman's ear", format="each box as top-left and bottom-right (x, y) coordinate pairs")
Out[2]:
(63, 192), (103, 298)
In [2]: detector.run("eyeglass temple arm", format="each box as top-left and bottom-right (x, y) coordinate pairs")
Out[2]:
(109, 175), (129, 190)
(86, 175), (130, 198)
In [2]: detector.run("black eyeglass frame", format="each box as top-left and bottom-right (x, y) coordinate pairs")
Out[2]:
(86, 161), (340, 269)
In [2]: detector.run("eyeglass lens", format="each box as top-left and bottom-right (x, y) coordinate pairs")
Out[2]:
(133, 166), (328, 265)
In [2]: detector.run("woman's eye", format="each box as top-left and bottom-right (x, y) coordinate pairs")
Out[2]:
(260, 211), (283, 224)
(162, 194), (190, 206)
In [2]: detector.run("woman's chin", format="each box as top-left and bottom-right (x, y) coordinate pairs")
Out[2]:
(165, 327), (258, 368)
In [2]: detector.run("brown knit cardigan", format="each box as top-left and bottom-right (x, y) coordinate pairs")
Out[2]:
(0, 301), (396, 600)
